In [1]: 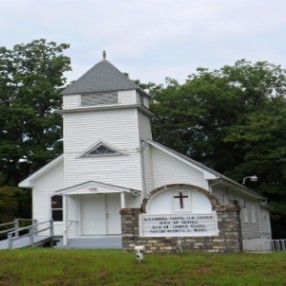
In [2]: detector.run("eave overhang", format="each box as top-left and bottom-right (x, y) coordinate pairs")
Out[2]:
(55, 104), (154, 117)
(54, 180), (141, 197)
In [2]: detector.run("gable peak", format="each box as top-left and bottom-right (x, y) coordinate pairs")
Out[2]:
(62, 55), (140, 95)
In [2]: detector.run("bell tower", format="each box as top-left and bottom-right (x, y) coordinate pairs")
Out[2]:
(59, 53), (153, 203)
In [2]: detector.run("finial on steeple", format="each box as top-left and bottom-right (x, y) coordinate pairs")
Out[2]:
(103, 51), (106, 60)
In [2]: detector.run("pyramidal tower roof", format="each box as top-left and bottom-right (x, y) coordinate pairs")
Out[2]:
(62, 52), (140, 95)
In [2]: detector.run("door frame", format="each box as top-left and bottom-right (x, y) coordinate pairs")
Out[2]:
(80, 193), (122, 236)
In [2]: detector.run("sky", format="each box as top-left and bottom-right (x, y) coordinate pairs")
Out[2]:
(1, 0), (286, 85)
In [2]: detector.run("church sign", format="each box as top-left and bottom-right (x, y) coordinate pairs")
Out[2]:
(140, 213), (219, 237)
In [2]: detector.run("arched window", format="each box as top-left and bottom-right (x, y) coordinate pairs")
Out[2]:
(51, 195), (63, 221)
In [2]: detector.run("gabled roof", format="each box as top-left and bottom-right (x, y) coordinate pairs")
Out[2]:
(62, 60), (140, 95)
(147, 140), (266, 200)
(54, 180), (141, 197)
(18, 155), (64, 188)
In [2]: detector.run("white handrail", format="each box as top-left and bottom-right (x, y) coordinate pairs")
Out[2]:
(63, 220), (78, 234)
(7, 220), (53, 249)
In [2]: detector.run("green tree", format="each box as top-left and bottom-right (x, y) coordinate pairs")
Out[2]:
(0, 186), (18, 223)
(0, 39), (71, 186)
(150, 60), (286, 238)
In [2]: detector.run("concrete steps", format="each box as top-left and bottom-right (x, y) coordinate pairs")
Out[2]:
(55, 236), (122, 249)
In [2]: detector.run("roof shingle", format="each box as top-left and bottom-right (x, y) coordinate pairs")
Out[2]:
(62, 60), (140, 95)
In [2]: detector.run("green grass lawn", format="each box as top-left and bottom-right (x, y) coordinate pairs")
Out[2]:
(0, 249), (285, 286)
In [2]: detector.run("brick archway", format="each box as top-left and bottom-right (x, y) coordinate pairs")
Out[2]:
(121, 183), (242, 253)
(141, 184), (219, 213)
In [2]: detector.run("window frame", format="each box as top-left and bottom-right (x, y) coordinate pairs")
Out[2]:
(51, 195), (63, 222)
(78, 140), (125, 159)
(81, 92), (118, 106)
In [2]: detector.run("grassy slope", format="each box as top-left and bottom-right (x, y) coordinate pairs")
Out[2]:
(0, 249), (285, 286)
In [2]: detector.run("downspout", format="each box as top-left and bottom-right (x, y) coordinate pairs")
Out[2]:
(208, 178), (223, 193)
(139, 140), (148, 198)
(63, 195), (68, 246)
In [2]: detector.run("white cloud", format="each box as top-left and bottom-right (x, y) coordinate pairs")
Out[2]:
(1, 0), (286, 83)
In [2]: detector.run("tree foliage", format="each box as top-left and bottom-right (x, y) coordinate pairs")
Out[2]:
(0, 186), (31, 224)
(1, 41), (285, 238)
(0, 39), (71, 186)
(150, 60), (286, 238)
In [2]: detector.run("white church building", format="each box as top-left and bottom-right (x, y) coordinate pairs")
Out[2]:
(19, 55), (271, 252)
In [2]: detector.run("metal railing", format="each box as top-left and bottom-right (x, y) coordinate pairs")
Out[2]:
(63, 220), (78, 234)
(0, 219), (33, 239)
(243, 238), (286, 252)
(0, 219), (54, 249)
(270, 239), (286, 251)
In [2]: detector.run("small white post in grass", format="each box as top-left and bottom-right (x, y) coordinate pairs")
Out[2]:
(135, 245), (145, 264)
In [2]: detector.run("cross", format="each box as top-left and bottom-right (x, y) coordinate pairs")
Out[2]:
(174, 192), (189, 209)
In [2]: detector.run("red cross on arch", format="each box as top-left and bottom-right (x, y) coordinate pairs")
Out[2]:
(174, 191), (189, 209)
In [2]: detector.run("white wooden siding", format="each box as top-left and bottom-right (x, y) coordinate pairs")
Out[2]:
(210, 184), (269, 240)
(151, 147), (208, 190)
(228, 194), (262, 239)
(118, 90), (137, 105)
(63, 90), (138, 109)
(136, 91), (149, 108)
(212, 186), (233, 205)
(63, 94), (80, 109)
(66, 196), (80, 237)
(137, 111), (153, 194)
(212, 186), (224, 204)
(125, 193), (143, 208)
(63, 108), (144, 190)
(260, 207), (272, 237)
(65, 153), (142, 190)
(63, 109), (140, 153)
(242, 200), (261, 239)
(32, 160), (64, 236)
(138, 111), (152, 141)
(141, 144), (154, 195)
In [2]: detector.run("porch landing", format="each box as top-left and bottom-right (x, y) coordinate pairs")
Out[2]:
(55, 235), (122, 249)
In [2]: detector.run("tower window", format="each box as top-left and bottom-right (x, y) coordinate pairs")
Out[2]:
(81, 92), (118, 106)
(81, 142), (123, 158)
(89, 144), (117, 155)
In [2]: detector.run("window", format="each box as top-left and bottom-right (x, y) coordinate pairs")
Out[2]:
(89, 144), (117, 155)
(81, 92), (118, 106)
(51, 195), (63, 221)
(82, 142), (122, 158)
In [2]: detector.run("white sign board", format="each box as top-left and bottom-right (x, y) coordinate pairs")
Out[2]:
(140, 213), (219, 237)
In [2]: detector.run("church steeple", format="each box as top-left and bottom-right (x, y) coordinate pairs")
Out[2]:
(62, 55), (141, 95)
(61, 57), (153, 196)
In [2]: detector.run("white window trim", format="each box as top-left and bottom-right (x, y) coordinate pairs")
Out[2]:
(77, 139), (127, 158)
(81, 92), (118, 106)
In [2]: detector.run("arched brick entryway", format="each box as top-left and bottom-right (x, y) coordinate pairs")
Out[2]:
(120, 184), (242, 253)
(141, 184), (220, 213)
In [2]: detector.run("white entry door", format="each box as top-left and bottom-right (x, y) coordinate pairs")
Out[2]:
(81, 194), (121, 235)
(106, 194), (121, 234)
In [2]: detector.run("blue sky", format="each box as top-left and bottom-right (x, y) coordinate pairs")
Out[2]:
(1, 0), (286, 85)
